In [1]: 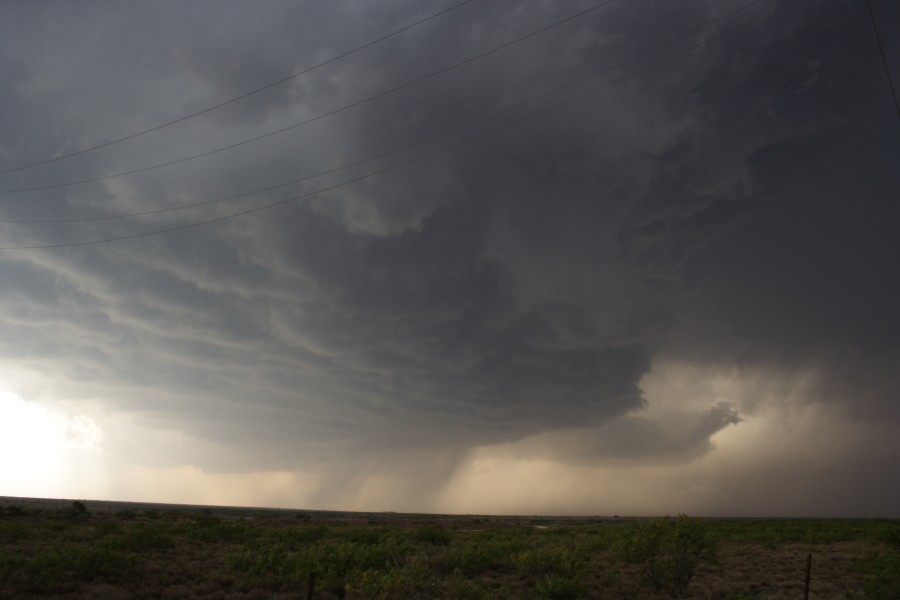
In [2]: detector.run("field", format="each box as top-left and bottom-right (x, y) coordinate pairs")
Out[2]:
(1, 497), (898, 599)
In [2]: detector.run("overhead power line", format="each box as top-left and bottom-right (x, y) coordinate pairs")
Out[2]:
(0, 0), (475, 177)
(0, 0), (772, 225)
(0, 0), (620, 196)
(865, 0), (900, 119)
(0, 0), (783, 251)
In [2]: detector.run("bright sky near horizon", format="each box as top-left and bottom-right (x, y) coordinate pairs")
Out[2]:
(0, 0), (898, 516)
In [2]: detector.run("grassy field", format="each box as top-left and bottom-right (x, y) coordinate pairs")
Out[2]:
(0, 497), (898, 599)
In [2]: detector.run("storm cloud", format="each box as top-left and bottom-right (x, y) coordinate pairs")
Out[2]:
(0, 0), (897, 516)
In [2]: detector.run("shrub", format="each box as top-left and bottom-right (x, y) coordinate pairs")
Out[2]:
(864, 550), (900, 600)
(182, 516), (254, 543)
(2, 546), (134, 588)
(410, 525), (451, 546)
(341, 527), (386, 546)
(619, 515), (716, 599)
(881, 526), (900, 551)
(0, 521), (29, 543)
(274, 525), (327, 546)
(441, 544), (496, 576)
(106, 523), (174, 552)
(353, 561), (433, 599)
(64, 546), (135, 580)
(443, 570), (489, 599)
(0, 550), (25, 583)
(513, 545), (585, 577)
(63, 501), (89, 520)
(229, 543), (304, 589)
(94, 521), (121, 537)
(0, 505), (26, 518)
(533, 575), (586, 600)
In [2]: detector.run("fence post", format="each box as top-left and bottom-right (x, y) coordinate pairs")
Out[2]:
(803, 553), (812, 600)
(307, 572), (315, 600)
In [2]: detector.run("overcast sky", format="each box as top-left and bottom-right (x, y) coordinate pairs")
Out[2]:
(0, 0), (897, 517)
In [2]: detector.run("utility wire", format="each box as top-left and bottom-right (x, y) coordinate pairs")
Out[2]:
(0, 0), (771, 225)
(0, 0), (620, 196)
(0, 1), (782, 251)
(0, 0), (474, 177)
(865, 0), (900, 119)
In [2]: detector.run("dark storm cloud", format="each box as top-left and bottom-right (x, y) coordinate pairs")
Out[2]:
(655, 0), (900, 410)
(0, 0), (897, 512)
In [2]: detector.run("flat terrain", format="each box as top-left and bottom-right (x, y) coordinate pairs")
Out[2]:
(1, 496), (898, 599)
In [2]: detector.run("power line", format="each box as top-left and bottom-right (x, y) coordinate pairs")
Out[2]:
(0, 1), (783, 251)
(865, 0), (900, 119)
(0, 0), (772, 225)
(0, 0), (475, 177)
(0, 0), (620, 196)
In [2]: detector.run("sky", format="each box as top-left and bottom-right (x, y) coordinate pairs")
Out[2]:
(0, 0), (898, 517)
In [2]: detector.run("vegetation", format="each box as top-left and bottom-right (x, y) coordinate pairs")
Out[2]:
(617, 515), (715, 598)
(0, 498), (897, 598)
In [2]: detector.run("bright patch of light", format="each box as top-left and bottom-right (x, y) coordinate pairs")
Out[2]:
(0, 390), (104, 498)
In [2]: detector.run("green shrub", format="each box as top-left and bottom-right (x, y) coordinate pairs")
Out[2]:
(182, 516), (254, 543)
(514, 545), (585, 577)
(533, 575), (586, 600)
(105, 523), (174, 552)
(229, 543), (304, 589)
(410, 525), (452, 546)
(441, 543), (497, 576)
(273, 525), (327, 546)
(443, 570), (490, 599)
(880, 526), (900, 551)
(619, 515), (716, 599)
(94, 520), (122, 537)
(3, 546), (133, 587)
(341, 527), (386, 545)
(863, 551), (900, 600)
(0, 505), (26, 517)
(0, 521), (29, 544)
(64, 546), (134, 579)
(352, 561), (432, 599)
(326, 540), (405, 571)
(0, 549), (26, 582)
(62, 500), (89, 520)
